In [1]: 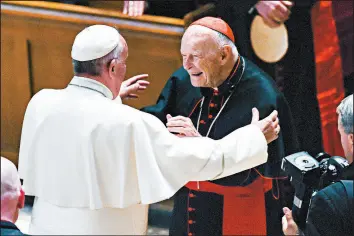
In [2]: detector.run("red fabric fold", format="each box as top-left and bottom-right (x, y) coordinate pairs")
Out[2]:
(311, 1), (345, 156)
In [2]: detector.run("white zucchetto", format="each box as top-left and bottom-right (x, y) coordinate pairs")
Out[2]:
(71, 25), (120, 61)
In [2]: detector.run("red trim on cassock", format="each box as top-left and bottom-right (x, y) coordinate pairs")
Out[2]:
(185, 177), (272, 235)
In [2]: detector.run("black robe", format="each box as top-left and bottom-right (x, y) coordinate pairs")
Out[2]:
(305, 180), (353, 236)
(1, 221), (26, 236)
(146, 0), (216, 19)
(215, 0), (323, 157)
(142, 57), (299, 235)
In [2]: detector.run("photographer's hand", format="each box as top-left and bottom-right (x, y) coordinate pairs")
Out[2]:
(282, 207), (299, 235)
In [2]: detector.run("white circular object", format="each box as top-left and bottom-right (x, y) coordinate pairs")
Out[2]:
(250, 15), (288, 63)
(294, 155), (317, 169)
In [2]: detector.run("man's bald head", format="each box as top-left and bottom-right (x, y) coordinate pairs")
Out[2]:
(189, 16), (235, 43)
(183, 25), (236, 52)
(184, 25), (217, 39)
(1, 157), (25, 223)
(1, 157), (21, 200)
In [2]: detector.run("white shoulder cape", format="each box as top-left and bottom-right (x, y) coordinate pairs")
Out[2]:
(18, 78), (268, 209)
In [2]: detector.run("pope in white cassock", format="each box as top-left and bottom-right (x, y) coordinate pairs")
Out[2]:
(18, 25), (281, 235)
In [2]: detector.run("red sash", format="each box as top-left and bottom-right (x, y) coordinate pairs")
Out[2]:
(185, 177), (272, 235)
(311, 1), (345, 156)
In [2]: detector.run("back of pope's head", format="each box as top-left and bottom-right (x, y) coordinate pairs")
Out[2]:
(71, 25), (124, 62)
(1, 157), (25, 223)
(70, 25), (128, 98)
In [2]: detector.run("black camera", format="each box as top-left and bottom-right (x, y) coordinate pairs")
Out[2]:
(281, 151), (349, 230)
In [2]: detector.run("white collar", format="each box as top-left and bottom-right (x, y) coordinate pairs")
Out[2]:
(69, 76), (114, 100)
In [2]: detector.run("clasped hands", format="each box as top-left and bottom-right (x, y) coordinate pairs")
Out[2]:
(166, 114), (202, 138)
(166, 108), (280, 144)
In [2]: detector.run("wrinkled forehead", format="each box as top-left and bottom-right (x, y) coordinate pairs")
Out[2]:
(181, 26), (218, 53)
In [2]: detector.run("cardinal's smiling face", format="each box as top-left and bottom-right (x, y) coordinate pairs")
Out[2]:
(180, 25), (226, 88)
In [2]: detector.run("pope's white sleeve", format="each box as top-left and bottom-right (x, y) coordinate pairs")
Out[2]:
(131, 111), (268, 203)
(179, 124), (268, 181)
(209, 124), (268, 180)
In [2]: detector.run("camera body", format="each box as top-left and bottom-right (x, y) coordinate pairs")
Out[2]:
(281, 151), (349, 229)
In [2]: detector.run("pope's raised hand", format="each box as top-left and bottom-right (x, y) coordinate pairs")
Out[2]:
(166, 114), (201, 137)
(251, 108), (280, 144)
(119, 74), (149, 100)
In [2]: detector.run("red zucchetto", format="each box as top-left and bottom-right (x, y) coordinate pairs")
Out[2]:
(190, 17), (235, 43)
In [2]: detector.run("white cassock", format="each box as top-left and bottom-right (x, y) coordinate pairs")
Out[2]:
(18, 76), (268, 235)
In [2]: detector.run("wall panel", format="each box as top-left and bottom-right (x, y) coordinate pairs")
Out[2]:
(1, 1), (184, 164)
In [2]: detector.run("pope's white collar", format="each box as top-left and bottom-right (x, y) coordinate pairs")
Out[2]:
(69, 76), (114, 100)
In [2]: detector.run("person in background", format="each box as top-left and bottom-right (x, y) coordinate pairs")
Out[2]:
(1, 157), (26, 236)
(282, 94), (353, 236)
(215, 0), (324, 158)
